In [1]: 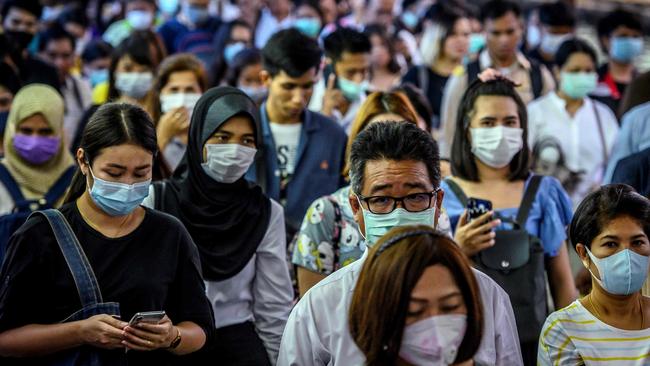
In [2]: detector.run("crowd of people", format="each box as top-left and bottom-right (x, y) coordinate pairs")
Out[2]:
(0, 0), (649, 365)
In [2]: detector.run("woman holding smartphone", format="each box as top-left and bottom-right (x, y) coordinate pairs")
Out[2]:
(440, 77), (576, 364)
(0, 103), (214, 365)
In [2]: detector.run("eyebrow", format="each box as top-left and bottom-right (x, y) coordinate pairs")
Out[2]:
(410, 292), (462, 303)
(105, 163), (151, 170)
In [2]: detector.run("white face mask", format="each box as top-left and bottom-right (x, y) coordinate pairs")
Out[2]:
(539, 33), (571, 56)
(399, 314), (467, 366)
(160, 92), (202, 115)
(126, 10), (154, 30)
(470, 126), (523, 168)
(201, 144), (257, 183)
(115, 72), (153, 99)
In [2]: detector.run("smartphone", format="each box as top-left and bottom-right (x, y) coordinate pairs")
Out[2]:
(322, 64), (339, 90)
(128, 311), (166, 326)
(467, 197), (493, 223)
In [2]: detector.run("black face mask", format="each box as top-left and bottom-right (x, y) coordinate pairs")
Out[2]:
(6, 30), (34, 53)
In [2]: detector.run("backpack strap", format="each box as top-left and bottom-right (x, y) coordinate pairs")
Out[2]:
(417, 65), (430, 96)
(444, 178), (468, 206)
(325, 195), (343, 271)
(591, 101), (609, 169)
(466, 60), (481, 86)
(0, 164), (26, 204)
(31, 209), (103, 307)
(529, 61), (543, 99)
(515, 175), (543, 226)
(43, 166), (75, 207)
(153, 181), (166, 211)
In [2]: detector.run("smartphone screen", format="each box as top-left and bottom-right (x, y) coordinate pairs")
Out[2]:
(467, 197), (493, 223)
(128, 311), (166, 326)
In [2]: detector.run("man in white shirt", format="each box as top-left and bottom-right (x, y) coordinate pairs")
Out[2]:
(255, 0), (293, 49)
(278, 121), (523, 366)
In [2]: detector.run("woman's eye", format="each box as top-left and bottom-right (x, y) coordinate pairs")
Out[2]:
(604, 241), (617, 248)
(632, 240), (647, 247)
(106, 172), (121, 178)
(440, 304), (461, 313)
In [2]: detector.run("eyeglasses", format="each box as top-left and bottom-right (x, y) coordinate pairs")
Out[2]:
(356, 189), (440, 214)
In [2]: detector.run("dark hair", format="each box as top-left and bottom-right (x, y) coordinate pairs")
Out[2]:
(294, 0), (324, 22)
(597, 9), (643, 40)
(81, 40), (114, 64)
(538, 2), (575, 28)
(64, 103), (159, 203)
(262, 28), (322, 77)
(108, 31), (161, 100)
(480, 0), (520, 23)
(350, 121), (441, 194)
(38, 24), (76, 53)
(57, 3), (89, 29)
(0, 61), (21, 95)
(393, 83), (434, 131)
(323, 26), (372, 62)
(349, 226), (483, 366)
(569, 184), (650, 251)
(211, 20), (253, 86)
(555, 38), (598, 69)
(1, 0), (42, 19)
(450, 78), (530, 182)
(225, 48), (263, 87)
(364, 24), (401, 74)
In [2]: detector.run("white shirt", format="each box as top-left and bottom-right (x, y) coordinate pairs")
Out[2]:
(527, 92), (619, 205)
(143, 190), (294, 364)
(62, 75), (93, 148)
(255, 8), (293, 49)
(0, 182), (14, 215)
(269, 122), (302, 178)
(309, 78), (364, 134)
(278, 250), (524, 366)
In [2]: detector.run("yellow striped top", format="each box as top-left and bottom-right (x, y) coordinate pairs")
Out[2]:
(538, 300), (650, 365)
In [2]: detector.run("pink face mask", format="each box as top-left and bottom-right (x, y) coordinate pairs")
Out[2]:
(399, 314), (467, 366)
(13, 134), (60, 165)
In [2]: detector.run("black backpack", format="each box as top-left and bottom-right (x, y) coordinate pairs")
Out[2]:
(0, 164), (75, 264)
(445, 175), (547, 343)
(467, 59), (544, 100)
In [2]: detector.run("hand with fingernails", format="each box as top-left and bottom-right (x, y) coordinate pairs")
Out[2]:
(122, 315), (178, 352)
(157, 106), (190, 151)
(321, 73), (346, 117)
(454, 210), (502, 257)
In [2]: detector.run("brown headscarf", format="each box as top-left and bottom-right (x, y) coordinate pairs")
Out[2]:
(1, 84), (74, 199)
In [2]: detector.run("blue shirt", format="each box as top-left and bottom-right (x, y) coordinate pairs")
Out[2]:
(441, 175), (573, 257)
(604, 102), (650, 183)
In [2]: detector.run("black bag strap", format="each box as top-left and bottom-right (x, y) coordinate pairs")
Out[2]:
(529, 61), (543, 99)
(43, 166), (75, 206)
(153, 181), (166, 211)
(516, 175), (543, 226)
(325, 195), (343, 271)
(591, 101), (609, 169)
(444, 178), (469, 206)
(31, 209), (103, 307)
(417, 65), (430, 96)
(466, 60), (481, 85)
(0, 164), (25, 204)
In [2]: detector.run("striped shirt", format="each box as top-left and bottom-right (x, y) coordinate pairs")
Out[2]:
(538, 300), (650, 365)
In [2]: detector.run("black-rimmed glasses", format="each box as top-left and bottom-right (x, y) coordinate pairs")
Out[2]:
(356, 189), (440, 214)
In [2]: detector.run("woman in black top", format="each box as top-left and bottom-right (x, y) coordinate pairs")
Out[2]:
(0, 103), (214, 365)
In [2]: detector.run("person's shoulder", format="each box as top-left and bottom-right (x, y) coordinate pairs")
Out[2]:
(142, 206), (186, 232)
(302, 256), (362, 300)
(527, 92), (554, 109)
(542, 301), (591, 336)
(308, 111), (347, 140)
(590, 98), (618, 122)
(624, 101), (650, 122)
(471, 267), (509, 299)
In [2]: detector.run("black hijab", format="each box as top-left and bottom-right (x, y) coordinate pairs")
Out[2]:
(163, 86), (271, 281)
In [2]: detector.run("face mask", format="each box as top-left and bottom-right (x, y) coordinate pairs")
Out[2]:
(293, 17), (322, 38)
(360, 206), (436, 247)
(160, 92), (202, 114)
(159, 0), (180, 15)
(184, 4), (210, 25)
(42, 5), (64, 22)
(240, 86), (268, 103)
(610, 37), (644, 63)
(224, 42), (246, 65)
(560, 71), (598, 99)
(89, 69), (109, 88)
(584, 247), (649, 296)
(201, 144), (257, 183)
(540, 33), (571, 56)
(399, 314), (467, 366)
(526, 25), (541, 49)
(126, 10), (154, 30)
(468, 33), (486, 54)
(7, 30), (35, 52)
(470, 126), (523, 169)
(401, 11), (419, 29)
(115, 72), (153, 99)
(338, 76), (368, 102)
(13, 134), (60, 165)
(87, 166), (151, 216)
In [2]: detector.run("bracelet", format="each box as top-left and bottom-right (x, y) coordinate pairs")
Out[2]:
(167, 326), (182, 350)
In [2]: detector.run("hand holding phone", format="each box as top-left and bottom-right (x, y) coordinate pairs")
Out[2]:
(128, 311), (166, 326)
(454, 198), (501, 257)
(467, 197), (493, 223)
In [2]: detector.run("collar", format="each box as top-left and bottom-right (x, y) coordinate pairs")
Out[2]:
(479, 49), (532, 71)
(260, 102), (320, 137)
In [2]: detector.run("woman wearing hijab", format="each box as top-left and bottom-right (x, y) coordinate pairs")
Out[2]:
(0, 84), (75, 260)
(143, 86), (293, 366)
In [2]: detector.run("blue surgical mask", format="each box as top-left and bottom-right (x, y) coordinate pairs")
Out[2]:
(610, 36), (644, 63)
(159, 0), (179, 15)
(527, 25), (542, 49)
(89, 69), (109, 88)
(183, 4), (210, 25)
(87, 167), (151, 216)
(585, 247), (650, 295)
(360, 206), (437, 247)
(401, 11), (419, 29)
(338, 76), (368, 102)
(560, 71), (598, 99)
(468, 33), (486, 54)
(293, 17), (322, 38)
(224, 42), (246, 65)
(126, 10), (154, 30)
(540, 33), (571, 56)
(239, 85), (268, 103)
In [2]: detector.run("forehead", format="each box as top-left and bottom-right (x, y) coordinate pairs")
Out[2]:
(411, 264), (460, 297)
(45, 37), (73, 50)
(272, 68), (318, 83)
(94, 144), (153, 164)
(563, 52), (595, 67)
(216, 115), (255, 133)
(361, 159), (433, 193)
(6, 7), (37, 21)
(485, 12), (520, 30)
(612, 25), (642, 37)
(166, 70), (199, 86)
(472, 95), (519, 117)
(597, 215), (647, 238)
(338, 52), (370, 67)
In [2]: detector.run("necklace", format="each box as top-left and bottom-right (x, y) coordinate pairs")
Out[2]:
(77, 201), (131, 237)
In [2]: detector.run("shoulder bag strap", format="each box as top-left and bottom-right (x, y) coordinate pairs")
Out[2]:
(153, 181), (166, 211)
(466, 60), (481, 85)
(31, 209), (103, 307)
(529, 61), (543, 99)
(515, 175), (543, 226)
(43, 166), (76, 206)
(326, 195), (342, 271)
(0, 164), (26, 204)
(591, 101), (609, 168)
(444, 178), (469, 206)
(417, 65), (430, 96)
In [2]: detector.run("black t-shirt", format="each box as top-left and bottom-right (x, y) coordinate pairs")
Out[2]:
(593, 63), (628, 115)
(0, 203), (215, 365)
(402, 66), (450, 129)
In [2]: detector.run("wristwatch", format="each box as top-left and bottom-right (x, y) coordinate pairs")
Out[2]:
(168, 327), (182, 350)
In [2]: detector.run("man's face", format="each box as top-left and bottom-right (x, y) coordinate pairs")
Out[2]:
(368, 0), (394, 28)
(349, 159), (443, 237)
(334, 51), (371, 83)
(602, 25), (644, 51)
(485, 11), (523, 61)
(2, 7), (38, 34)
(41, 38), (75, 78)
(261, 68), (318, 123)
(126, 0), (157, 13)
